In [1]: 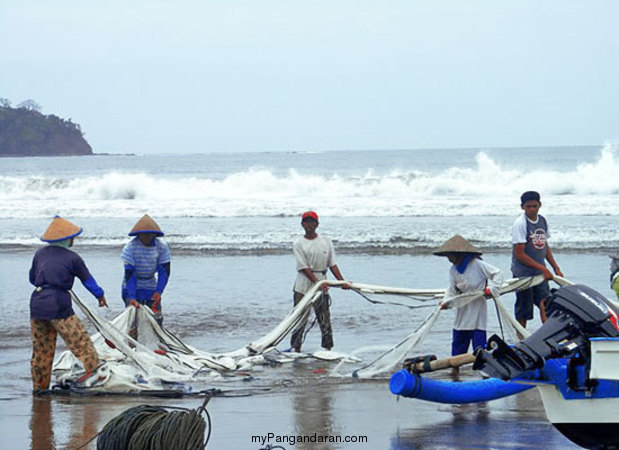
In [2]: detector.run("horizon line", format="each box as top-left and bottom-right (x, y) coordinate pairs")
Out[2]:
(92, 143), (603, 156)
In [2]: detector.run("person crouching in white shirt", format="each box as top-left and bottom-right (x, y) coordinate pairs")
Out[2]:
(434, 235), (503, 375)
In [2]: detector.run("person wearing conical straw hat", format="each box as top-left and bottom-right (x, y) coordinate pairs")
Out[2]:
(434, 235), (503, 375)
(121, 214), (171, 325)
(28, 216), (107, 393)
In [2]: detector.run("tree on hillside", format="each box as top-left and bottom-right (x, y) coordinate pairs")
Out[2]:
(0, 100), (92, 156)
(17, 99), (42, 112)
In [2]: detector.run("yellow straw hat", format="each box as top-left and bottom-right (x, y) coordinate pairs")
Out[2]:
(41, 216), (83, 242)
(129, 214), (164, 236)
(433, 234), (482, 256)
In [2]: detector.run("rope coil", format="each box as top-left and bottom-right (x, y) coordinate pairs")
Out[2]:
(89, 394), (212, 450)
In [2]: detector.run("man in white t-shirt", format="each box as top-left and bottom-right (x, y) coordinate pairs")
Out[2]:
(511, 191), (563, 328)
(290, 211), (350, 353)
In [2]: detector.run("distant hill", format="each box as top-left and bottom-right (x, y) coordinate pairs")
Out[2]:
(0, 103), (93, 157)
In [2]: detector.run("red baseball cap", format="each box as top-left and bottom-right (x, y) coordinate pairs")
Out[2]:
(301, 211), (319, 221)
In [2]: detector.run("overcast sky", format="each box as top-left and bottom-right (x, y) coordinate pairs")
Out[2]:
(1, 1), (617, 154)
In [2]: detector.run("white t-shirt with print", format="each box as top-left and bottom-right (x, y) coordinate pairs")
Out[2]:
(293, 235), (336, 294)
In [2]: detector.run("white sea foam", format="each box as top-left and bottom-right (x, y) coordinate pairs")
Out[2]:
(1, 145), (616, 252)
(1, 145), (617, 219)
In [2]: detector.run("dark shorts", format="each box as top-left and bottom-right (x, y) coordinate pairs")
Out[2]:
(514, 281), (550, 321)
(451, 329), (487, 356)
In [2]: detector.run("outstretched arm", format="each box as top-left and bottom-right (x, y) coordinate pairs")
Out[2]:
(74, 256), (106, 307)
(514, 243), (554, 280)
(482, 263), (504, 298)
(124, 264), (137, 298)
(81, 274), (107, 307)
(329, 264), (351, 289)
(152, 262), (171, 306)
(155, 262), (171, 294)
(545, 245), (563, 277)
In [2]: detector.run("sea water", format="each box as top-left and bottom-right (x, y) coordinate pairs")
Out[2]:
(0, 144), (617, 250)
(1, 144), (617, 346)
(0, 145), (617, 448)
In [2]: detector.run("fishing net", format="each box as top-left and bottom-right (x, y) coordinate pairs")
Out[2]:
(331, 276), (573, 378)
(51, 277), (572, 393)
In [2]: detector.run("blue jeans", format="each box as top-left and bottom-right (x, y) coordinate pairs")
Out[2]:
(451, 329), (486, 356)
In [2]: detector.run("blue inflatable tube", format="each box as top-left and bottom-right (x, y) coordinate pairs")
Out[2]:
(389, 369), (534, 404)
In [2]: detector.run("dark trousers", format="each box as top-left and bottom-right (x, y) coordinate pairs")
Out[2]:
(290, 291), (333, 351)
(451, 329), (487, 356)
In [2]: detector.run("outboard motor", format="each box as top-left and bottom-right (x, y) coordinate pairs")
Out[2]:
(474, 284), (619, 380)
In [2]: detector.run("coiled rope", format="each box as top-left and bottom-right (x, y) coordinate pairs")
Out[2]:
(76, 394), (212, 449)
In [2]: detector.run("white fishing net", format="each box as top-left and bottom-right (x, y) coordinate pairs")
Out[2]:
(51, 277), (572, 393)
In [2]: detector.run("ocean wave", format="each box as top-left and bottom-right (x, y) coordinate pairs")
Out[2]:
(1, 145), (617, 219)
(1, 242), (614, 256)
(2, 219), (616, 254)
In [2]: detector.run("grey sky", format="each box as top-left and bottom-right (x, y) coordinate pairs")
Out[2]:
(1, 1), (617, 153)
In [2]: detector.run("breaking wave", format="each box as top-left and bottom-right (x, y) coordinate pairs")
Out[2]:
(1, 145), (617, 219)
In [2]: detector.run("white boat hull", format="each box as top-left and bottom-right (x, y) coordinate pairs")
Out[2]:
(537, 385), (619, 449)
(537, 385), (619, 424)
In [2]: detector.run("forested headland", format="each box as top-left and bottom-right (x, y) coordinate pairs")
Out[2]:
(0, 98), (93, 157)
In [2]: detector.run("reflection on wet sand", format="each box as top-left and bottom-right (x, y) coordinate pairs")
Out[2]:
(30, 397), (102, 450)
(389, 388), (576, 449)
(63, 398), (101, 450)
(292, 362), (336, 450)
(30, 397), (55, 450)
(23, 371), (580, 450)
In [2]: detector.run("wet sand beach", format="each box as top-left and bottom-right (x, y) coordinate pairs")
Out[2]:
(1, 368), (579, 449)
(1, 249), (612, 449)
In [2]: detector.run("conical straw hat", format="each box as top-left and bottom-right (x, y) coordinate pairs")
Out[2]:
(129, 214), (164, 236)
(41, 216), (83, 242)
(433, 234), (482, 256)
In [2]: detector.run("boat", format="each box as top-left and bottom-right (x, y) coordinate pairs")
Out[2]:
(390, 284), (619, 449)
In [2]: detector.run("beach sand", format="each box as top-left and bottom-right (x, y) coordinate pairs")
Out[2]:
(1, 363), (578, 449)
(2, 248), (611, 449)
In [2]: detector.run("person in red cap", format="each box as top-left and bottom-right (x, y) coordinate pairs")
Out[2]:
(290, 211), (350, 352)
(29, 216), (107, 393)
